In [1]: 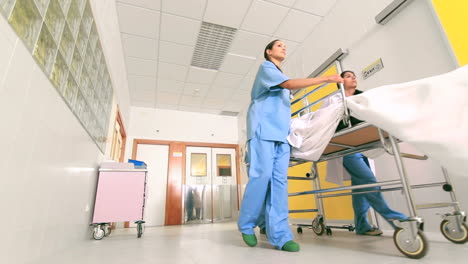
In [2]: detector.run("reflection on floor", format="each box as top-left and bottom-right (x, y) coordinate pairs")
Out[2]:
(34, 222), (467, 264)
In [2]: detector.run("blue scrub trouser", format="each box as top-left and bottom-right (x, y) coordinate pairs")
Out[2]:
(238, 138), (293, 249)
(343, 153), (407, 234)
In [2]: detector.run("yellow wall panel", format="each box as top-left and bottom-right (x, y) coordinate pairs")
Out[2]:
(432, 0), (468, 65)
(288, 64), (354, 221)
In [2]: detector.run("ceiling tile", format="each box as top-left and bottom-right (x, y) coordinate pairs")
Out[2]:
(179, 95), (204, 107)
(203, 0), (253, 28)
(186, 67), (217, 84)
(229, 30), (270, 58)
(203, 97), (226, 109)
(116, 3), (160, 39)
(183, 83), (210, 97)
(161, 0), (207, 20)
(206, 86), (234, 100)
(121, 33), (158, 60)
(241, 0), (289, 35)
(158, 41), (194, 66)
(125, 57), (157, 77)
(156, 91), (181, 105)
(178, 105), (202, 113)
(293, 0), (337, 16)
(264, 0), (295, 7)
(132, 100), (155, 108)
(160, 13), (201, 46)
(223, 100), (244, 112)
(274, 9), (321, 42)
(239, 76), (255, 91)
(157, 62), (188, 82)
(157, 79), (185, 93)
(128, 75), (157, 91)
(231, 90), (251, 102)
(117, 0), (161, 11)
(219, 53), (256, 75)
(155, 103), (179, 110)
(213, 72), (244, 89)
(247, 59), (263, 76)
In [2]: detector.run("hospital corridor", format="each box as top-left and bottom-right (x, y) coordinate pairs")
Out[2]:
(1, 0), (467, 263)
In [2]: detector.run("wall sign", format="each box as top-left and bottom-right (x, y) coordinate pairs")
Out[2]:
(362, 58), (384, 79)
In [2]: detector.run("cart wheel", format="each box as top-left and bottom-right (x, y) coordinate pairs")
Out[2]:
(297, 227), (303, 234)
(440, 220), (468, 244)
(326, 228), (332, 236)
(312, 218), (325, 236)
(137, 223), (144, 238)
(393, 228), (428, 259)
(104, 225), (112, 237)
(93, 226), (105, 240)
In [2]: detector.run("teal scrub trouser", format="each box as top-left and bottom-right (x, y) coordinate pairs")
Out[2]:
(237, 138), (293, 249)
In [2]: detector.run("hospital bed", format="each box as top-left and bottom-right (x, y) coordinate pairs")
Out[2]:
(287, 83), (467, 259)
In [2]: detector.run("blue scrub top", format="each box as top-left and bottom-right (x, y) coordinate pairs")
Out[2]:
(247, 61), (291, 143)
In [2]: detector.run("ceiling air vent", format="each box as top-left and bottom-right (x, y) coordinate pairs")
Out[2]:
(191, 22), (237, 70)
(220, 111), (239, 116)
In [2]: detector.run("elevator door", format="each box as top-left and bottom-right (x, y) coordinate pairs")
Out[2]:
(184, 147), (237, 223)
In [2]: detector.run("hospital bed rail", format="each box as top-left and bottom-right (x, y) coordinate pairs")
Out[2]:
(287, 84), (467, 259)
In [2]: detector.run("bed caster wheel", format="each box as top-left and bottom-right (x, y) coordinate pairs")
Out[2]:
(326, 228), (332, 236)
(393, 228), (428, 259)
(297, 227), (303, 234)
(312, 218), (325, 236)
(93, 225), (105, 240)
(136, 221), (145, 238)
(440, 220), (468, 244)
(104, 225), (111, 237)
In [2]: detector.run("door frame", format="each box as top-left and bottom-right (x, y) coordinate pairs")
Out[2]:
(132, 139), (240, 225)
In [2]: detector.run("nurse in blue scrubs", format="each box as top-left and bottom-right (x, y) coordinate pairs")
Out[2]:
(238, 39), (343, 252)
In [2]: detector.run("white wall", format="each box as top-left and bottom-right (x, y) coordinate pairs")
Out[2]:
(0, 1), (130, 262)
(126, 107), (238, 159)
(245, 0), (463, 235)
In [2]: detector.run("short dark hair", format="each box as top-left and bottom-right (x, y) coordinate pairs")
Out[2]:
(340, 70), (355, 78)
(264, 39), (280, 61)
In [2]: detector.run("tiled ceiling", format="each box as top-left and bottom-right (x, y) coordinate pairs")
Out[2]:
(115, 0), (337, 115)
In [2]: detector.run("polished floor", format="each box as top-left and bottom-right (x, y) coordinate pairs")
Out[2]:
(34, 222), (467, 264)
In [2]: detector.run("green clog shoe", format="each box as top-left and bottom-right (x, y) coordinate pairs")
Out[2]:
(242, 233), (257, 247)
(281, 240), (300, 252)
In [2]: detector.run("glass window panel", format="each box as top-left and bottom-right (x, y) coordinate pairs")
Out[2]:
(88, 22), (98, 52)
(59, 24), (73, 64)
(191, 153), (207, 177)
(76, 20), (88, 56)
(216, 154), (232, 176)
(0, 0), (16, 17)
(44, 0), (65, 43)
(66, 0), (80, 39)
(50, 50), (68, 89)
(63, 74), (77, 106)
(58, 0), (71, 15)
(33, 23), (57, 74)
(81, 1), (92, 34)
(70, 46), (82, 79)
(33, 0), (50, 17)
(74, 89), (85, 118)
(79, 66), (90, 97)
(75, 0), (85, 14)
(9, 0), (43, 51)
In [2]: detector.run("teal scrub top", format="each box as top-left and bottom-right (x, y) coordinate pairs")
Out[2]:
(247, 61), (291, 143)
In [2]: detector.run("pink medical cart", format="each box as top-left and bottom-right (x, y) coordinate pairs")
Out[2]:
(91, 163), (147, 240)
